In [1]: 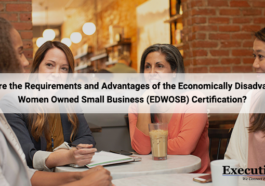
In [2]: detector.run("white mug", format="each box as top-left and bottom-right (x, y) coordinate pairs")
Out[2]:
(210, 159), (239, 186)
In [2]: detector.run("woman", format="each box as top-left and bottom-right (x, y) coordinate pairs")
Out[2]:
(1, 40), (96, 171)
(225, 28), (265, 175)
(129, 44), (210, 173)
(0, 17), (112, 186)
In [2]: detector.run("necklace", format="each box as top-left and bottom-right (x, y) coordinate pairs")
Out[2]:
(51, 114), (58, 150)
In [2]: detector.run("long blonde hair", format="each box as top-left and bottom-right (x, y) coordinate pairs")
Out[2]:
(29, 41), (78, 142)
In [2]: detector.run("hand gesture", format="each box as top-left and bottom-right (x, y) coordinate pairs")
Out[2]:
(70, 144), (97, 166)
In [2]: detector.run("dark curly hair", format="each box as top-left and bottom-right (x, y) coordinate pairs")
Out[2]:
(0, 17), (22, 73)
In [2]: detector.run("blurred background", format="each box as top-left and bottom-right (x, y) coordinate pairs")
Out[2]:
(2, 0), (264, 74)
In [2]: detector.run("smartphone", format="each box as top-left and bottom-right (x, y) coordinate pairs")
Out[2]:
(193, 174), (212, 183)
(109, 150), (133, 156)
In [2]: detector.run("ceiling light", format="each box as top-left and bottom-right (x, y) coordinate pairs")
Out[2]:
(82, 22), (96, 35)
(61, 38), (72, 47)
(36, 37), (47, 47)
(70, 32), (82, 43)
(43, 29), (56, 40)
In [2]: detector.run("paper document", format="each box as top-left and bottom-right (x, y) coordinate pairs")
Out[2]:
(86, 151), (134, 168)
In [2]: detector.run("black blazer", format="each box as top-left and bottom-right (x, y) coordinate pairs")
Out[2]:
(0, 96), (96, 168)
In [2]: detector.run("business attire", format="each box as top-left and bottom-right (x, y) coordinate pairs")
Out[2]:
(0, 110), (36, 186)
(0, 95), (96, 171)
(129, 91), (210, 173)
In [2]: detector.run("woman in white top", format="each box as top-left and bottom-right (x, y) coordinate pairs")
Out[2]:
(225, 27), (265, 177)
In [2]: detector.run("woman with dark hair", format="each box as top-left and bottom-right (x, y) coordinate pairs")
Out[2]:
(139, 44), (184, 73)
(129, 44), (210, 173)
(1, 40), (96, 171)
(0, 17), (112, 186)
(225, 28), (265, 176)
(0, 17), (28, 73)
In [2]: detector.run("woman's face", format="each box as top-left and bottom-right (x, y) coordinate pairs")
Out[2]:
(253, 38), (265, 73)
(10, 28), (29, 72)
(37, 47), (69, 84)
(144, 52), (173, 73)
(144, 51), (175, 85)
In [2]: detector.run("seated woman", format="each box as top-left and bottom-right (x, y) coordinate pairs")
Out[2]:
(1, 40), (96, 171)
(225, 28), (265, 175)
(129, 44), (210, 173)
(0, 17), (112, 186)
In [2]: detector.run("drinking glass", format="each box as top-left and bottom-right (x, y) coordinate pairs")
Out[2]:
(148, 123), (168, 160)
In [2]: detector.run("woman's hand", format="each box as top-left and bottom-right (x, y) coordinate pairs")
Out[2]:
(140, 89), (157, 107)
(45, 166), (113, 186)
(135, 90), (157, 136)
(45, 144), (96, 168)
(77, 166), (113, 186)
(69, 144), (97, 166)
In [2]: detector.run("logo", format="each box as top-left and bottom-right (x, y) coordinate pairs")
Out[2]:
(223, 165), (265, 180)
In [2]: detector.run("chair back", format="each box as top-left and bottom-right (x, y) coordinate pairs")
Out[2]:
(125, 114), (129, 132)
(208, 128), (233, 160)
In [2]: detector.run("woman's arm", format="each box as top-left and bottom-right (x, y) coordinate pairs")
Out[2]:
(31, 166), (112, 186)
(136, 106), (151, 136)
(129, 104), (152, 155)
(31, 171), (80, 186)
(129, 89), (162, 154)
(167, 101), (208, 155)
(2, 112), (96, 169)
(44, 145), (96, 168)
(60, 166), (112, 186)
(43, 112), (97, 168)
(134, 89), (157, 136)
(3, 112), (38, 168)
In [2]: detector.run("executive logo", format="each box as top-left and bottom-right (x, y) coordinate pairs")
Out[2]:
(223, 165), (265, 179)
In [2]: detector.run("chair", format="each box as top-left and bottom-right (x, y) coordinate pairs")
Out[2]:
(124, 114), (129, 132)
(208, 128), (233, 160)
(84, 113), (132, 151)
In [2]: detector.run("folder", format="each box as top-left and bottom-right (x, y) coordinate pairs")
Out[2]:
(86, 151), (134, 168)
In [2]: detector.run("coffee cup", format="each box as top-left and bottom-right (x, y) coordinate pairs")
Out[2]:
(211, 159), (239, 186)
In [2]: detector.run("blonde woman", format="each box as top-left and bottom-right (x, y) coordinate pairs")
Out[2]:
(1, 40), (96, 171)
(0, 17), (112, 186)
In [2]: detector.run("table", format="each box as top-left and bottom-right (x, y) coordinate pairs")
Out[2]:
(112, 174), (265, 186)
(55, 154), (201, 179)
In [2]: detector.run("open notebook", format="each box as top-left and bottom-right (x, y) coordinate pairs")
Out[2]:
(86, 151), (134, 168)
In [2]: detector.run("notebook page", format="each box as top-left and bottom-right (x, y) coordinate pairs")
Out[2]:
(87, 151), (133, 167)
